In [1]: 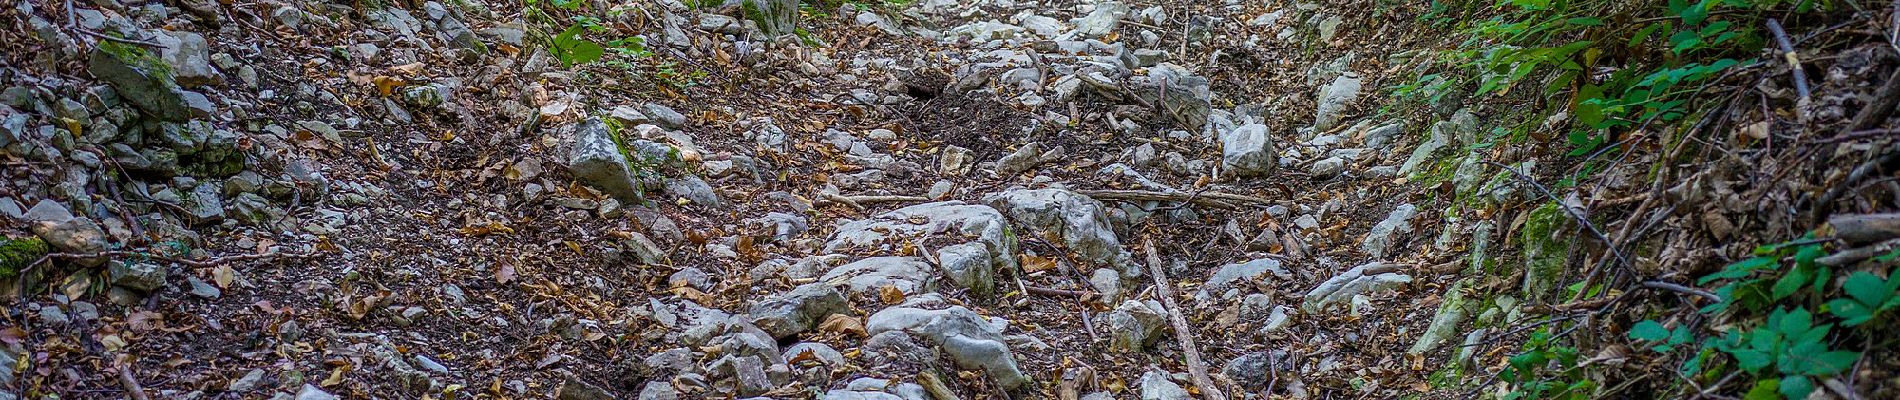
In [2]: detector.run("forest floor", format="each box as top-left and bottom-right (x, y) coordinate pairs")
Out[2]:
(3, 0), (1900, 399)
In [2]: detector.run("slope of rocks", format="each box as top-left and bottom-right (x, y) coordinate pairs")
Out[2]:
(5, 0), (1900, 399)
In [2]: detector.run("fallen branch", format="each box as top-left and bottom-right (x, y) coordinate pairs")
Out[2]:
(1818, 239), (1900, 267)
(917, 370), (961, 400)
(1829, 213), (1900, 244)
(1485, 161), (1630, 267)
(1025, 286), (1091, 298)
(1848, 63), (1900, 132)
(818, 193), (931, 211)
(1141, 238), (1227, 400)
(77, 28), (168, 47)
(1078, 189), (1273, 210)
(1640, 280), (1721, 303)
(119, 365), (151, 400)
(1766, 18), (1811, 100)
(843, 195), (930, 204)
(1813, 143), (1900, 217)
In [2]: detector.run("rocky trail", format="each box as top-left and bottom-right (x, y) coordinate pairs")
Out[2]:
(5, 0), (1900, 399)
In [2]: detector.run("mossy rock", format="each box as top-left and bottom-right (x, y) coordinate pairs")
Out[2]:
(1520, 202), (1573, 302)
(89, 41), (191, 122)
(0, 236), (51, 279)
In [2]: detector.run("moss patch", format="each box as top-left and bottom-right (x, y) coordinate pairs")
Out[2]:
(0, 236), (51, 279)
(1520, 202), (1572, 301)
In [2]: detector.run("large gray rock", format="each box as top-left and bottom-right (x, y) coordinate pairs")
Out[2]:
(726, 0), (799, 36)
(155, 30), (219, 87)
(982, 189), (1132, 272)
(1103, 300), (1166, 352)
(783, 342), (845, 368)
(1069, 2), (1130, 38)
(1313, 74), (1362, 131)
(1138, 371), (1189, 400)
(566, 118), (645, 203)
(1303, 262), (1412, 313)
(748, 283), (848, 339)
(107, 261), (166, 292)
(935, 242), (995, 296)
(820, 256), (935, 295)
(1399, 109), (1477, 176)
(825, 201), (1018, 279)
(1360, 203), (1418, 259)
(1408, 280), (1476, 354)
(1196, 258), (1290, 301)
(866, 306), (1029, 389)
(89, 47), (190, 121)
(31, 217), (108, 267)
(1223, 351), (1293, 390)
(1221, 124), (1276, 177)
(295, 384), (340, 400)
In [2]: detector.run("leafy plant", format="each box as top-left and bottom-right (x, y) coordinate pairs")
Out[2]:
(1627, 231), (1891, 399)
(1711, 308), (1858, 399)
(1501, 328), (1597, 400)
(1697, 236), (1827, 314)
(551, 23), (606, 66)
(1826, 271), (1900, 326)
(1394, 0), (1813, 156)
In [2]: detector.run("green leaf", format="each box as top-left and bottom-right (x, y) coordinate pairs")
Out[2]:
(1827, 298), (1874, 326)
(1566, 17), (1604, 26)
(1732, 349), (1773, 372)
(1778, 375), (1814, 400)
(1872, 247), (1900, 262)
(1742, 379), (1779, 400)
(1807, 351), (1860, 375)
(1842, 272), (1891, 306)
(1776, 308), (1813, 337)
(1630, 321), (1670, 341)
(1703, 257), (1774, 284)
(1772, 265), (1810, 300)
(1793, 244), (1824, 267)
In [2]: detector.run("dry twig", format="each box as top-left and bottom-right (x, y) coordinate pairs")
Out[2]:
(118, 365), (151, 400)
(1141, 238), (1226, 400)
(1078, 189), (1273, 210)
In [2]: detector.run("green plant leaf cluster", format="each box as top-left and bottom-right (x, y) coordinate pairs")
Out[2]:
(1626, 231), (1894, 399)
(1501, 328), (1596, 400)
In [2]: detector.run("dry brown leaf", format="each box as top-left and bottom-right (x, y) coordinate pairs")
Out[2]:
(320, 363), (352, 387)
(496, 263), (517, 284)
(878, 285), (906, 304)
(0, 328), (25, 345)
(371, 75), (405, 96)
(127, 311), (163, 332)
(460, 221), (515, 237)
(1021, 254), (1059, 273)
(213, 264), (236, 288)
(818, 313), (866, 337)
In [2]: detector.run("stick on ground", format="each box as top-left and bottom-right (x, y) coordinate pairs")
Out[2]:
(1142, 238), (1227, 400)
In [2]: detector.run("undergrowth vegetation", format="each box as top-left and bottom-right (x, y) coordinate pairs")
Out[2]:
(1396, 0), (1821, 157)
(1382, 1), (1890, 399)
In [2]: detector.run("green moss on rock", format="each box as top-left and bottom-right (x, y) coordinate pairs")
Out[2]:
(0, 236), (51, 279)
(1520, 202), (1572, 302)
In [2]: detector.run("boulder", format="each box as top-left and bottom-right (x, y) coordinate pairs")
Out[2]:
(1103, 300), (1166, 352)
(1302, 262), (1411, 313)
(88, 46), (190, 121)
(982, 188), (1132, 272)
(826, 201), (1018, 279)
(1196, 258), (1290, 301)
(866, 306), (1029, 388)
(1220, 124), (1276, 177)
(566, 118), (646, 203)
(748, 283), (848, 339)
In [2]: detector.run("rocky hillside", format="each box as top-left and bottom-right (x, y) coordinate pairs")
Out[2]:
(2, 0), (1899, 399)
